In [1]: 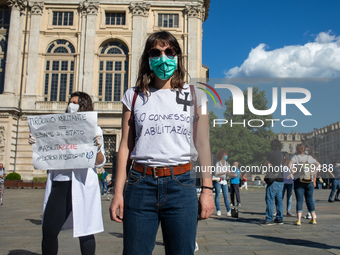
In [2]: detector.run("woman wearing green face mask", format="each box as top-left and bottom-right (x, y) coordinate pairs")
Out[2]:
(109, 31), (214, 255)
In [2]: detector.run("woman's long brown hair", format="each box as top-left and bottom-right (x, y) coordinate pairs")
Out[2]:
(67, 91), (93, 112)
(135, 31), (187, 96)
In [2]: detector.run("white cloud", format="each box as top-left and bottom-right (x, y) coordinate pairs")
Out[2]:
(225, 31), (340, 78)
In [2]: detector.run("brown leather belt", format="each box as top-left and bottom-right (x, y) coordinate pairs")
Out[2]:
(132, 162), (192, 178)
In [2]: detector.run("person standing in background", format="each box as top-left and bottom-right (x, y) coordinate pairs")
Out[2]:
(213, 149), (231, 216)
(328, 161), (340, 202)
(240, 173), (248, 190)
(282, 152), (295, 217)
(0, 163), (6, 205)
(230, 162), (241, 207)
(100, 168), (109, 196)
(29, 91), (106, 255)
(261, 139), (284, 226)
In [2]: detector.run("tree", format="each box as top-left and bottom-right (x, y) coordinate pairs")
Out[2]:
(209, 87), (275, 168)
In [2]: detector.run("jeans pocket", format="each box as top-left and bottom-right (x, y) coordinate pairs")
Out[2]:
(175, 171), (196, 187)
(128, 170), (143, 186)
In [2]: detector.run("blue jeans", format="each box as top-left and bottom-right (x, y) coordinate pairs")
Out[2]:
(317, 182), (322, 189)
(329, 179), (340, 200)
(123, 169), (198, 255)
(213, 181), (230, 212)
(294, 180), (315, 213)
(282, 183), (293, 212)
(265, 181), (284, 221)
(101, 180), (107, 195)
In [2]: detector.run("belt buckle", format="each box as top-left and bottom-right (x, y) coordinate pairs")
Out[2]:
(152, 167), (158, 179)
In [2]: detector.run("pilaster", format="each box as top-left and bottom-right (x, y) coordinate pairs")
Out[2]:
(185, 3), (205, 79)
(25, 2), (44, 99)
(129, 2), (150, 87)
(0, 0), (26, 108)
(79, 2), (99, 95)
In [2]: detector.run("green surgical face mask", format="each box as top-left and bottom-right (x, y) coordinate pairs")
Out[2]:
(149, 55), (178, 80)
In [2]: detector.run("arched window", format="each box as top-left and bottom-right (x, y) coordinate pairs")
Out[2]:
(44, 40), (75, 101)
(98, 41), (129, 101)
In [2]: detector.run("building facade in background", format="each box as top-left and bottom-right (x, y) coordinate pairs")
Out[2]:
(277, 131), (303, 155)
(304, 122), (340, 164)
(277, 121), (340, 164)
(0, 0), (210, 179)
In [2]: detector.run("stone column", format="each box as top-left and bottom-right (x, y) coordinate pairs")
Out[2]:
(25, 2), (44, 96)
(78, 3), (87, 92)
(129, 2), (150, 87)
(185, 4), (205, 80)
(3, 0), (25, 97)
(79, 2), (99, 95)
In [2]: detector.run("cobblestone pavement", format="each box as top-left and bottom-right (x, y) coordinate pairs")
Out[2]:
(0, 187), (340, 255)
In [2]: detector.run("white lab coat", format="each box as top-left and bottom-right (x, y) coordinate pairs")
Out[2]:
(43, 127), (106, 238)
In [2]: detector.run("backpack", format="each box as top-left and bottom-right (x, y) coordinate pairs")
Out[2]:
(296, 155), (314, 183)
(264, 153), (284, 186)
(231, 207), (238, 218)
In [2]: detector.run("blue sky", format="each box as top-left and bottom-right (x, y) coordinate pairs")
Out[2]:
(201, 0), (340, 133)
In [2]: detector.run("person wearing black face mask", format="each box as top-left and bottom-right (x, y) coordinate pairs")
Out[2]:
(29, 91), (106, 255)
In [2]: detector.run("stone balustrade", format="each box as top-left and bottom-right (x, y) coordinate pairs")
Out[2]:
(93, 101), (122, 112)
(35, 101), (122, 112)
(35, 101), (68, 111)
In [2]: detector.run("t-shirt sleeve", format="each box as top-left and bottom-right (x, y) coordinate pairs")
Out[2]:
(309, 156), (317, 164)
(291, 155), (298, 164)
(121, 87), (136, 111)
(194, 86), (208, 108)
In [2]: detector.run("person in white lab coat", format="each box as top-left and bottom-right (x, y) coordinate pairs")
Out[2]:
(29, 91), (106, 255)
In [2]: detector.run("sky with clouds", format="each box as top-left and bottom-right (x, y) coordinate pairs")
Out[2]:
(203, 0), (340, 79)
(225, 31), (340, 78)
(201, 0), (340, 133)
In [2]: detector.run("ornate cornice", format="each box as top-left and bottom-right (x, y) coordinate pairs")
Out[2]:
(185, 3), (205, 20)
(102, 129), (119, 135)
(79, 1), (99, 16)
(128, 2), (150, 17)
(7, 0), (26, 13)
(29, 2), (44, 15)
(0, 113), (11, 118)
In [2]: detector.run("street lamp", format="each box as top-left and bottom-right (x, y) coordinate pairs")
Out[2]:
(306, 130), (323, 159)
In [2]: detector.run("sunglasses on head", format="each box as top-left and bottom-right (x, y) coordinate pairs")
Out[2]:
(148, 47), (177, 59)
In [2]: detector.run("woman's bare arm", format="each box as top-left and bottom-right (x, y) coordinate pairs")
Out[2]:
(195, 104), (214, 219)
(109, 105), (135, 223)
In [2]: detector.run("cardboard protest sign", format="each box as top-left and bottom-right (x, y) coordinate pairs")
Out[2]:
(28, 112), (98, 170)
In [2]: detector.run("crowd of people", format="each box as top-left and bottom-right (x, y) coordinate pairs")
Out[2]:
(211, 139), (339, 228)
(5, 29), (335, 254)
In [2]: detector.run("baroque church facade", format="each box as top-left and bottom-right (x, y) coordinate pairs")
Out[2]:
(0, 0), (210, 179)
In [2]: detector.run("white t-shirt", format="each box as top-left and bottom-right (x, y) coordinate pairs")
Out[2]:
(291, 154), (317, 180)
(121, 84), (208, 166)
(0, 167), (5, 184)
(291, 154), (317, 165)
(214, 160), (229, 185)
